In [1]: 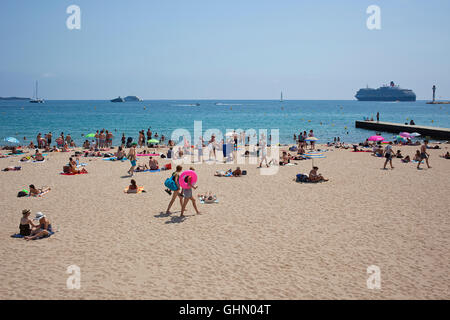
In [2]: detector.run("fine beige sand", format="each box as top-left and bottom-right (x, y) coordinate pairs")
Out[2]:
(0, 144), (449, 299)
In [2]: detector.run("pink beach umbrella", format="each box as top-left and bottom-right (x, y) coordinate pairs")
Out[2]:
(399, 132), (412, 138)
(368, 135), (384, 142)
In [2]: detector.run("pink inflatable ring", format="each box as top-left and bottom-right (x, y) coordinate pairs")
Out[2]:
(179, 170), (198, 189)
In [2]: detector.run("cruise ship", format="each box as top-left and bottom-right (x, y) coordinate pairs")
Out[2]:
(355, 81), (416, 102)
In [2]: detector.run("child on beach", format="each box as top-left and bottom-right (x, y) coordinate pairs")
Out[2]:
(180, 167), (200, 217)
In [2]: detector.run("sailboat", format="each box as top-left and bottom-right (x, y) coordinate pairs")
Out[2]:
(29, 81), (44, 103)
(280, 91), (283, 102)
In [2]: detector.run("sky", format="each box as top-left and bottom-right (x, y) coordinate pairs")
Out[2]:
(0, 0), (449, 100)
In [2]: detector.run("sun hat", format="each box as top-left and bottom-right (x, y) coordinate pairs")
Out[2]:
(33, 212), (46, 220)
(22, 209), (31, 215)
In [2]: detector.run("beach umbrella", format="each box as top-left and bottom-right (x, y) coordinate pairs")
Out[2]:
(399, 132), (412, 138)
(4, 137), (20, 144)
(410, 132), (421, 137)
(305, 137), (319, 141)
(85, 133), (96, 138)
(147, 139), (159, 144)
(304, 151), (326, 167)
(368, 135), (384, 142)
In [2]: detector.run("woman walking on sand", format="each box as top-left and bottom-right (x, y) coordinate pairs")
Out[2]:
(180, 167), (200, 217)
(127, 144), (137, 176)
(166, 165), (184, 214)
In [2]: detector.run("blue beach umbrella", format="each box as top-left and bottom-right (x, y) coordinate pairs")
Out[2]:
(4, 137), (20, 144)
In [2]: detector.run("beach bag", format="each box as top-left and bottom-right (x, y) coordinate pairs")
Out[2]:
(17, 190), (29, 197)
(164, 176), (178, 191)
(289, 146), (298, 152)
(296, 173), (309, 182)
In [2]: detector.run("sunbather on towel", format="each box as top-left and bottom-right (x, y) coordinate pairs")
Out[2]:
(19, 209), (39, 237)
(3, 166), (21, 171)
(29, 184), (51, 196)
(149, 156), (159, 170)
(309, 166), (328, 182)
(215, 169), (232, 177)
(199, 192), (217, 203)
(232, 167), (242, 177)
(402, 155), (411, 163)
(68, 157), (87, 174)
(127, 179), (139, 193)
(135, 164), (148, 172)
(33, 149), (45, 161)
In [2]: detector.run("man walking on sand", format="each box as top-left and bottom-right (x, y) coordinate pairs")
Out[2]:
(417, 140), (432, 169)
(383, 142), (395, 170)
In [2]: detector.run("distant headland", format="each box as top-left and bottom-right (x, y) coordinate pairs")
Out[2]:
(0, 97), (30, 101)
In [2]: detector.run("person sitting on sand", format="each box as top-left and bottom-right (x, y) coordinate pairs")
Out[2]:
(297, 145), (305, 155)
(82, 140), (90, 149)
(135, 163), (148, 172)
(19, 209), (39, 237)
(29, 184), (51, 196)
(24, 212), (53, 241)
(413, 150), (421, 162)
(33, 149), (44, 161)
(28, 141), (35, 149)
(442, 152), (450, 159)
(115, 146), (126, 160)
(149, 156), (159, 170)
(395, 150), (403, 158)
(11, 147), (22, 155)
(62, 143), (70, 152)
(127, 179), (139, 193)
(68, 157), (87, 174)
(309, 166), (329, 182)
(232, 167), (242, 177)
(279, 151), (290, 166)
(402, 155), (411, 163)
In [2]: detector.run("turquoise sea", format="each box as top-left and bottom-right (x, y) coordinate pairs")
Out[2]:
(0, 100), (449, 146)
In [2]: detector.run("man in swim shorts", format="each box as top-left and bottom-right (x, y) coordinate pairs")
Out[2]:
(417, 140), (431, 169)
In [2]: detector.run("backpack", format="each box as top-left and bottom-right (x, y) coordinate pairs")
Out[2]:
(17, 190), (29, 197)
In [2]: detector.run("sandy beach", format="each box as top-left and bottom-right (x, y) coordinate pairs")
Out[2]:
(0, 144), (449, 299)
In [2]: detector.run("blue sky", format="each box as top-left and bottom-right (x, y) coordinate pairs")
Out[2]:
(0, 0), (449, 100)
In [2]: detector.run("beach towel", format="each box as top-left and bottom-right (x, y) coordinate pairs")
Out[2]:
(136, 169), (161, 173)
(10, 230), (56, 240)
(137, 153), (160, 157)
(351, 150), (372, 153)
(123, 186), (145, 194)
(102, 157), (127, 161)
(60, 171), (88, 175)
(32, 159), (46, 163)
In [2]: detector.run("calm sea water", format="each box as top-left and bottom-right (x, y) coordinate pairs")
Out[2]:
(0, 100), (449, 145)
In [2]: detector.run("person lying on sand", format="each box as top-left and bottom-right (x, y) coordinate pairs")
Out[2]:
(29, 184), (51, 196)
(24, 212), (53, 241)
(309, 166), (329, 182)
(199, 192), (217, 203)
(3, 166), (21, 171)
(20, 156), (31, 162)
(135, 163), (148, 172)
(441, 152), (450, 159)
(215, 169), (232, 177)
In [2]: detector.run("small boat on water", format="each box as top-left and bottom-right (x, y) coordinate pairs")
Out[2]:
(110, 96), (125, 102)
(29, 81), (44, 103)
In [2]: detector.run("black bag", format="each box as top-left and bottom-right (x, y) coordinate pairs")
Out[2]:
(17, 191), (28, 197)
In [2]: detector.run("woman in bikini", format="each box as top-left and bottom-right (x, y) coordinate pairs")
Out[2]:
(166, 165), (184, 214)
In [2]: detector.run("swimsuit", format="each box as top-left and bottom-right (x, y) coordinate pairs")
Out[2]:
(19, 224), (31, 236)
